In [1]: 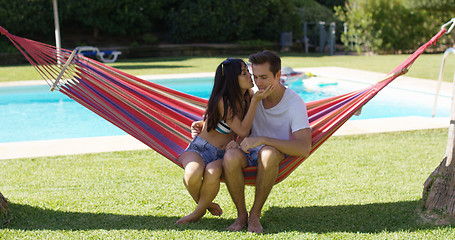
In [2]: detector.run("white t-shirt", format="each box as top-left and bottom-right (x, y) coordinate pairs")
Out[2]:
(250, 88), (310, 141)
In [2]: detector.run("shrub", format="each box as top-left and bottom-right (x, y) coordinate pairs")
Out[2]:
(165, 0), (301, 43)
(0, 0), (172, 42)
(294, 0), (344, 47)
(0, 0), (54, 40)
(335, 0), (453, 54)
(0, 0), (313, 50)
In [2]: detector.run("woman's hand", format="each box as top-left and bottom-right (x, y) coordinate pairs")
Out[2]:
(226, 140), (240, 150)
(251, 84), (274, 103)
(190, 121), (204, 138)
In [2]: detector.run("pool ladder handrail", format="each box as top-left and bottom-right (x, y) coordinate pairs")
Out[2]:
(432, 47), (455, 117)
(433, 47), (455, 166)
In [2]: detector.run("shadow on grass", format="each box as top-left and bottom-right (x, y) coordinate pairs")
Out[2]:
(262, 200), (444, 234)
(1, 202), (230, 232)
(1, 200), (446, 233)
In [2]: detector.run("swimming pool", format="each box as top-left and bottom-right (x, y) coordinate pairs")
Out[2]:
(0, 75), (450, 143)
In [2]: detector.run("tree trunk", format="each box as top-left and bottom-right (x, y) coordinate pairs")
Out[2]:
(423, 55), (455, 216)
(0, 192), (7, 216)
(423, 156), (455, 215)
(93, 26), (100, 39)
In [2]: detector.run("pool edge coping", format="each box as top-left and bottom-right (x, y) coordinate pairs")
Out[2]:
(0, 116), (449, 160)
(0, 67), (451, 159)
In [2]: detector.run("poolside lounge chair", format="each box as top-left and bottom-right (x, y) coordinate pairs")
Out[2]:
(280, 66), (314, 85)
(77, 46), (121, 63)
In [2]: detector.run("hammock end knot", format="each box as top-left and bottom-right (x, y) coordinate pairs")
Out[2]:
(0, 26), (8, 35)
(442, 18), (455, 34)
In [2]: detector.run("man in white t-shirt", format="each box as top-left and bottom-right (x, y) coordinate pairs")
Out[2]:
(223, 50), (312, 233)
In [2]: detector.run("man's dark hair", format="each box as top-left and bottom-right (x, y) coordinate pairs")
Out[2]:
(248, 50), (281, 77)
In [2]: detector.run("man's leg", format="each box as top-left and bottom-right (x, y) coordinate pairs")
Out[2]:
(248, 146), (283, 233)
(222, 148), (248, 231)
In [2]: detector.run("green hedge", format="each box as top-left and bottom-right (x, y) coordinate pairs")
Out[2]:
(4, 0), (449, 54)
(165, 0), (301, 43)
(0, 0), (54, 38)
(0, 0), (302, 45)
(0, 0), (55, 52)
(0, 0), (175, 50)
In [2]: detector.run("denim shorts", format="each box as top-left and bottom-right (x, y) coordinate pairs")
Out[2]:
(244, 148), (288, 167)
(184, 136), (225, 165)
(245, 148), (259, 167)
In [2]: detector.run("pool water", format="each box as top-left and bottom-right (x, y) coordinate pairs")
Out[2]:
(0, 77), (450, 143)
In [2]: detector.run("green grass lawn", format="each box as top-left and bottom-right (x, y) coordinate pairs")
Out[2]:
(1, 53), (455, 83)
(1, 44), (455, 238)
(1, 129), (454, 239)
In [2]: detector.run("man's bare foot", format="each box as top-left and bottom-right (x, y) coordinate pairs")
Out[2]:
(176, 213), (203, 224)
(226, 215), (247, 231)
(207, 202), (223, 216)
(247, 215), (263, 233)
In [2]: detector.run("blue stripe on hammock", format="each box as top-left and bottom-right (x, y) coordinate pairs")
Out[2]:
(61, 76), (186, 156)
(83, 62), (204, 122)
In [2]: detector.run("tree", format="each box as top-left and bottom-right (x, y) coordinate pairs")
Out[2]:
(335, 0), (429, 53)
(423, 62), (455, 215)
(409, 0), (455, 48)
(423, 157), (455, 216)
(420, 2), (455, 217)
(0, 192), (6, 216)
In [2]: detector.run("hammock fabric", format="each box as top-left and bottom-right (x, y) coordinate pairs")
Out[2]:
(0, 21), (451, 185)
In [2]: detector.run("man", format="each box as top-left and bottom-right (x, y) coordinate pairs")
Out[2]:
(222, 50), (312, 233)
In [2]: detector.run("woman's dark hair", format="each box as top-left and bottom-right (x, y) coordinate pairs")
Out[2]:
(248, 50), (281, 77)
(205, 58), (248, 132)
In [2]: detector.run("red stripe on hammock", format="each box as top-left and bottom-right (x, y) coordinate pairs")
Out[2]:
(1, 25), (447, 185)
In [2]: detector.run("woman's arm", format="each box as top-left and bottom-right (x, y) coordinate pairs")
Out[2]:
(226, 85), (274, 137)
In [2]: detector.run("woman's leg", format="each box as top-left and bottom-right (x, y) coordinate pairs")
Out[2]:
(179, 151), (205, 206)
(177, 159), (223, 224)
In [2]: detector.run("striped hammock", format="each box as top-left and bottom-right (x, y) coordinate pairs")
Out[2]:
(0, 20), (452, 185)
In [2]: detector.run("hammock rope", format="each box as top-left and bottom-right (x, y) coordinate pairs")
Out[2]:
(1, 19), (453, 185)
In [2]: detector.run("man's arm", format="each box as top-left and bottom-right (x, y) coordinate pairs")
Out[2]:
(240, 128), (312, 157)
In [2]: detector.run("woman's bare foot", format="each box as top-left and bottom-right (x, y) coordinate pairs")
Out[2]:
(247, 215), (263, 233)
(226, 215), (247, 231)
(207, 202), (223, 216)
(176, 212), (203, 224)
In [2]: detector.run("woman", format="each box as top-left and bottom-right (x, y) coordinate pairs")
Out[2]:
(176, 58), (273, 224)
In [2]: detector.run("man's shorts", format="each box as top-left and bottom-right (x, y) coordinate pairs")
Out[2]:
(245, 148), (260, 167)
(184, 136), (225, 165)
(244, 147), (289, 167)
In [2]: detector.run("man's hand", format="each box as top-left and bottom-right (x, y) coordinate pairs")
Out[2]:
(240, 137), (263, 153)
(191, 121), (204, 138)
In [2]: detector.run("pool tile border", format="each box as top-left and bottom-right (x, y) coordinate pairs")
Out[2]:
(0, 67), (451, 159)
